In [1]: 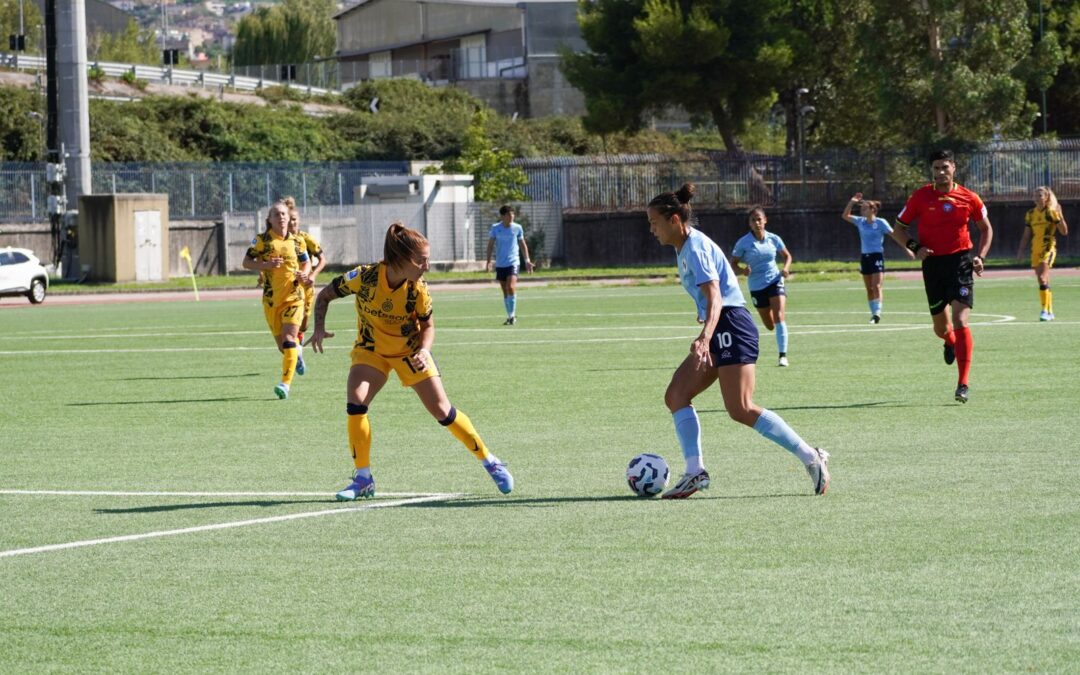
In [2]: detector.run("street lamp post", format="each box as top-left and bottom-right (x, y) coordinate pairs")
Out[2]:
(795, 88), (812, 204)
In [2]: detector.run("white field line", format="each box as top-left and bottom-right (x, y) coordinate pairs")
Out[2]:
(0, 492), (463, 559)
(0, 313), (1041, 355)
(0, 489), (437, 497)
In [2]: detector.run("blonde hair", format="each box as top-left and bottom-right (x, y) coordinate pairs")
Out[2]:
(1036, 186), (1062, 218)
(265, 197), (293, 232)
(383, 222), (428, 268)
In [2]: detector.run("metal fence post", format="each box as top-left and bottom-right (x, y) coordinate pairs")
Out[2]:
(190, 172), (195, 217)
(338, 172), (343, 207)
(228, 173), (234, 212)
(30, 173), (36, 219)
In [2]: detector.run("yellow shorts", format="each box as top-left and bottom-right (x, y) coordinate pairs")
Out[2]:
(1031, 248), (1056, 269)
(350, 346), (440, 387)
(263, 299), (304, 336)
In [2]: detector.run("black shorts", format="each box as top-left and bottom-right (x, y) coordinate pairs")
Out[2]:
(709, 306), (760, 367)
(921, 250), (974, 315)
(495, 265), (519, 281)
(860, 252), (885, 276)
(749, 279), (786, 309)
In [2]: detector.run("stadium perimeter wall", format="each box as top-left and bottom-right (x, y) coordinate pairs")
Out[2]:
(563, 202), (1077, 267)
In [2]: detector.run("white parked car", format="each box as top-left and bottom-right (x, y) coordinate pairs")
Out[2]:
(0, 247), (49, 304)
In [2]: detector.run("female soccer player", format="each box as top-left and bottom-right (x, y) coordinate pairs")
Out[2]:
(841, 193), (915, 323)
(648, 184), (829, 499)
(241, 199), (310, 400)
(1017, 186), (1068, 321)
(284, 197), (328, 375)
(731, 207), (792, 366)
(307, 222), (514, 500)
(484, 205), (534, 325)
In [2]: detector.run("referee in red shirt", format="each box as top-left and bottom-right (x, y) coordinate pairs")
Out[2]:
(890, 150), (994, 403)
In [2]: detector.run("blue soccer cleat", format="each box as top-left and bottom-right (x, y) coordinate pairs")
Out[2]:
(296, 352), (306, 376)
(273, 383), (290, 400)
(336, 472), (375, 501)
(485, 461), (514, 494)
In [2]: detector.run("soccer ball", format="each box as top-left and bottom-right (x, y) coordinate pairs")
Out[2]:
(626, 453), (669, 497)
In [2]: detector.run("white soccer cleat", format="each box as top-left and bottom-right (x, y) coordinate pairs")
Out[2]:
(806, 448), (830, 495)
(661, 469), (710, 499)
(273, 382), (290, 400)
(778, 356), (790, 367)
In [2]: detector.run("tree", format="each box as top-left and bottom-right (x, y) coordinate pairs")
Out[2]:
(0, 0), (43, 54)
(561, 0), (795, 153)
(858, 0), (1054, 146)
(232, 0), (336, 67)
(90, 19), (161, 65)
(431, 110), (528, 202)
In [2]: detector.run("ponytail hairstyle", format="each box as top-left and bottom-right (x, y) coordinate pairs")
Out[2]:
(383, 222), (429, 269)
(648, 183), (696, 225)
(282, 196), (299, 231)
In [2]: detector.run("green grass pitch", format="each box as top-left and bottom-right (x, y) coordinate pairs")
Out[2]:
(1, 273), (1078, 672)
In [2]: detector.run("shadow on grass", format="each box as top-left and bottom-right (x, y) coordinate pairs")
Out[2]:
(694, 401), (921, 413)
(113, 373), (261, 382)
(67, 396), (264, 406)
(401, 493), (805, 508)
(94, 499), (330, 514)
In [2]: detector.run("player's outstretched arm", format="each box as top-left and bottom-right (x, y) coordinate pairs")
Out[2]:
(842, 193), (862, 224)
(306, 285), (338, 353)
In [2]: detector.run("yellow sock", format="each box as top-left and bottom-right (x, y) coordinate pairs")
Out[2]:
(281, 344), (298, 385)
(440, 408), (491, 462)
(348, 411), (371, 469)
(1038, 289), (1047, 312)
(1047, 289), (1053, 314)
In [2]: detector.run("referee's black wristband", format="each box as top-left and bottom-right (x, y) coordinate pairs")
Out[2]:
(905, 239), (922, 253)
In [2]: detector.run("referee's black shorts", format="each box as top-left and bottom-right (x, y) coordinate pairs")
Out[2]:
(921, 250), (974, 315)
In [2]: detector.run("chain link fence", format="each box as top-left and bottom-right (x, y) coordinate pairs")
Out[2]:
(224, 201), (563, 272)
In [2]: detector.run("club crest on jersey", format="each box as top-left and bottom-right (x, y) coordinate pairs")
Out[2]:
(250, 237), (258, 246)
(942, 202), (954, 213)
(346, 268), (359, 280)
(382, 299), (394, 312)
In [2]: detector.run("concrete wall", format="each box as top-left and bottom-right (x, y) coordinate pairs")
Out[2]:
(526, 56), (584, 117)
(563, 202), (1077, 267)
(457, 78), (528, 117)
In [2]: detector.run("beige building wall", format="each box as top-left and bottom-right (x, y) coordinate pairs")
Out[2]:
(78, 194), (170, 283)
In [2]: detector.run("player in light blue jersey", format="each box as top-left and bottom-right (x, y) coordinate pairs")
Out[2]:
(647, 184), (829, 499)
(842, 193), (914, 323)
(731, 207), (792, 367)
(485, 205), (535, 325)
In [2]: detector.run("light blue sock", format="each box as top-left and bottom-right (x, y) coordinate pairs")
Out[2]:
(752, 408), (815, 464)
(672, 406), (705, 473)
(508, 294), (517, 317)
(776, 321), (788, 354)
(869, 299), (881, 316)
(503, 296), (513, 317)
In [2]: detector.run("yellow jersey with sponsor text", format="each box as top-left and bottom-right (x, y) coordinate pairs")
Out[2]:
(331, 262), (433, 358)
(246, 230), (309, 308)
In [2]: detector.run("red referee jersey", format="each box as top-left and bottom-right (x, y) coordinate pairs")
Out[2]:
(896, 184), (987, 255)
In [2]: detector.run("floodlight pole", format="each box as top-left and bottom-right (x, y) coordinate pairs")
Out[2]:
(796, 88), (809, 204)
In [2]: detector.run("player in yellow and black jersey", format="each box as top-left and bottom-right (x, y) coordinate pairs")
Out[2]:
(283, 197), (327, 376)
(307, 222), (514, 500)
(1018, 186), (1069, 321)
(242, 199), (311, 399)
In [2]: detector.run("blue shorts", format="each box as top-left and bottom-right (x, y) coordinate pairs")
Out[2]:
(749, 279), (786, 309)
(495, 265), (518, 281)
(860, 252), (885, 275)
(709, 306), (759, 367)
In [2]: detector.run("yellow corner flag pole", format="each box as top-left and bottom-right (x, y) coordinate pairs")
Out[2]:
(179, 246), (200, 301)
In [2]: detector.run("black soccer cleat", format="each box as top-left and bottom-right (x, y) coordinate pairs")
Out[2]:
(943, 342), (956, 365)
(954, 384), (969, 404)
(870, 315), (881, 324)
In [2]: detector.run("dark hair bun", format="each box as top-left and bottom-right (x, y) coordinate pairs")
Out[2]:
(676, 183), (696, 204)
